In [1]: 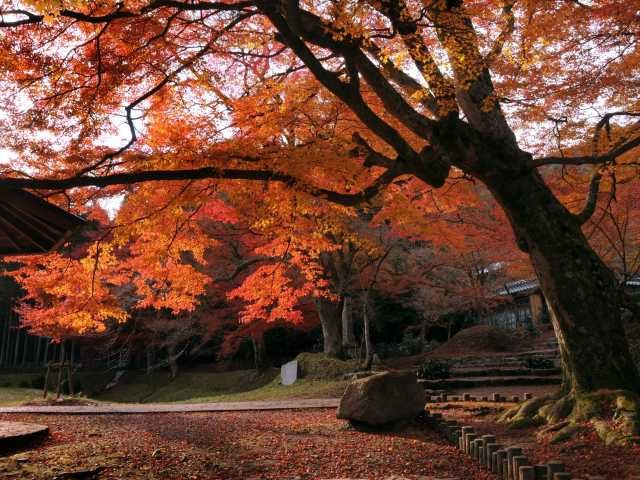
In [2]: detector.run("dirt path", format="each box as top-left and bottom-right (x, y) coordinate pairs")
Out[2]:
(0, 398), (341, 415)
(0, 410), (493, 479)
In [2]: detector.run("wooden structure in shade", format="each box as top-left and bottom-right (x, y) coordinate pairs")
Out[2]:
(0, 187), (85, 255)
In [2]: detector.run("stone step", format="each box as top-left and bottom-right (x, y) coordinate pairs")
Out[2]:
(450, 367), (561, 378)
(447, 349), (559, 363)
(453, 360), (560, 370)
(419, 375), (562, 390)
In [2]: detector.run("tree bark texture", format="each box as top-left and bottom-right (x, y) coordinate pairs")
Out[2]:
(316, 297), (343, 358)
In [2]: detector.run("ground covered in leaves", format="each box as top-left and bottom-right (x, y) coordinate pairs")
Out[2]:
(0, 410), (493, 479)
(429, 401), (640, 479)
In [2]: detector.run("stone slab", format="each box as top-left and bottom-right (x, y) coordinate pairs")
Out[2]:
(281, 359), (299, 386)
(0, 421), (49, 448)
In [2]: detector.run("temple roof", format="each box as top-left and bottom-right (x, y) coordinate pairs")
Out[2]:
(0, 187), (85, 255)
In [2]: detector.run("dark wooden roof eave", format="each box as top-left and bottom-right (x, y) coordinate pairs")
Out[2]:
(0, 187), (86, 256)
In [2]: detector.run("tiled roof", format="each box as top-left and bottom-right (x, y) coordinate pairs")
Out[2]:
(499, 274), (640, 296)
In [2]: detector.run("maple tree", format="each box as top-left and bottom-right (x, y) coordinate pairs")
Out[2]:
(1, 0), (640, 432)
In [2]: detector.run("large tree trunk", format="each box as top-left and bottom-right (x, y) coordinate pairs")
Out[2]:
(251, 334), (267, 371)
(486, 168), (640, 394)
(315, 297), (343, 358)
(341, 295), (356, 358)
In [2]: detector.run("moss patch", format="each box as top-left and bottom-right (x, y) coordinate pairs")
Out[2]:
(295, 353), (359, 380)
(0, 387), (43, 406)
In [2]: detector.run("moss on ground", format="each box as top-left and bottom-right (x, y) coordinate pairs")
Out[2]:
(295, 353), (359, 380)
(0, 387), (44, 405)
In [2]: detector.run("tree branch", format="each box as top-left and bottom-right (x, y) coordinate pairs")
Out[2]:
(532, 132), (640, 167)
(0, 1), (256, 27)
(576, 171), (602, 224)
(0, 167), (398, 207)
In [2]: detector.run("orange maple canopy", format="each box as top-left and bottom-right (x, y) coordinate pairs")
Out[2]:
(0, 187), (85, 255)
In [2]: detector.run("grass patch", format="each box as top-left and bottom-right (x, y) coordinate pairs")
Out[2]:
(0, 366), (350, 405)
(96, 368), (348, 403)
(0, 387), (44, 406)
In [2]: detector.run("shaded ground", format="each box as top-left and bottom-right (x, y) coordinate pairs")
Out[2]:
(428, 401), (640, 480)
(0, 398), (340, 414)
(0, 369), (349, 407)
(0, 410), (492, 479)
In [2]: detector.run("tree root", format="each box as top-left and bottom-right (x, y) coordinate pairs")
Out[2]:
(498, 389), (640, 445)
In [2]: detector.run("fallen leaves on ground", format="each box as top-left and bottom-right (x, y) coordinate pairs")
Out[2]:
(0, 410), (493, 479)
(435, 403), (640, 479)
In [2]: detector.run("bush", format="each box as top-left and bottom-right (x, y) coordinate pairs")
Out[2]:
(625, 322), (640, 370)
(375, 332), (439, 359)
(417, 359), (451, 380)
(523, 356), (554, 369)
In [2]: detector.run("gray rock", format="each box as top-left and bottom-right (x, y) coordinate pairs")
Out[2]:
(336, 371), (426, 426)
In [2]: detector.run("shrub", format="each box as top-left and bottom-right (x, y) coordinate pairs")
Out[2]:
(625, 322), (640, 370)
(523, 356), (554, 369)
(417, 359), (451, 380)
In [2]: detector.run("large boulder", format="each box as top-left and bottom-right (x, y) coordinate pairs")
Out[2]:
(336, 371), (426, 426)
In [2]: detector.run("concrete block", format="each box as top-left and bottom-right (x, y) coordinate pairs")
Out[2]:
(486, 442), (500, 469)
(534, 464), (548, 479)
(520, 466), (535, 480)
(547, 461), (565, 479)
(513, 456), (530, 480)
(553, 474), (571, 480)
(506, 447), (523, 480)
(496, 450), (507, 478)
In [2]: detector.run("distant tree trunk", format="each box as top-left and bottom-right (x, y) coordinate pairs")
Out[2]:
(146, 349), (153, 375)
(21, 332), (29, 367)
(43, 340), (50, 366)
(362, 290), (374, 370)
(0, 320), (6, 366)
(167, 345), (178, 379)
(419, 317), (428, 353)
(341, 295), (356, 357)
(251, 334), (267, 371)
(315, 297), (343, 358)
(12, 327), (21, 367)
(35, 337), (43, 367)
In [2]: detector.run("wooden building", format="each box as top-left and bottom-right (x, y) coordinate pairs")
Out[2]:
(0, 187), (85, 369)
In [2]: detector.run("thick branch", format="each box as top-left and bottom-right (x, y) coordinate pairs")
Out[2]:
(368, 0), (457, 117)
(484, 0), (516, 65)
(0, 1), (256, 27)
(576, 171), (602, 224)
(0, 167), (398, 207)
(363, 42), (439, 116)
(533, 134), (640, 167)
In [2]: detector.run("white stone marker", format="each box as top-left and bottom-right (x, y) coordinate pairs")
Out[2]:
(281, 359), (298, 386)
